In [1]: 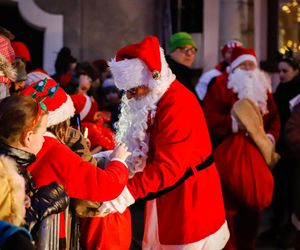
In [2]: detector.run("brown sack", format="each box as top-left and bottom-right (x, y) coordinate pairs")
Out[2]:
(231, 98), (280, 168)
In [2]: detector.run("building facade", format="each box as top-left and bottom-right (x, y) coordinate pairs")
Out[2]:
(0, 0), (296, 75)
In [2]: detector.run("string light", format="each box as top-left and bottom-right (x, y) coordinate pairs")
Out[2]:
(280, 0), (300, 52)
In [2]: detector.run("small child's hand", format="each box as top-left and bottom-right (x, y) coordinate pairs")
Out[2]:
(110, 143), (131, 161)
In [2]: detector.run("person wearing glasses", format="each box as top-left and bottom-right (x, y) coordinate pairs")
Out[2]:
(166, 32), (201, 97)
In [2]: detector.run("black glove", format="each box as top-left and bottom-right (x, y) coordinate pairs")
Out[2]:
(31, 182), (70, 221)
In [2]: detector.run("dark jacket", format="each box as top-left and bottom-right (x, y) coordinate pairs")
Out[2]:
(0, 142), (69, 236)
(166, 55), (202, 97)
(0, 220), (34, 250)
(274, 75), (300, 134)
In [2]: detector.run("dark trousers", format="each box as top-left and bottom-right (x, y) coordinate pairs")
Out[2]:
(224, 208), (260, 250)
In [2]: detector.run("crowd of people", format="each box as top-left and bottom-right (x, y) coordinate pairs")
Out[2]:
(0, 24), (300, 250)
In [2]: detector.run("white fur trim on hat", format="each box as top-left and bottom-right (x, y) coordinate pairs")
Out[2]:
(230, 54), (257, 72)
(47, 94), (75, 127)
(109, 58), (150, 91)
(109, 48), (175, 95)
(80, 95), (92, 120)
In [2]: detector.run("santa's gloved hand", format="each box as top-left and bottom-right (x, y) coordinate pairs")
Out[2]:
(31, 182), (69, 221)
(97, 186), (135, 216)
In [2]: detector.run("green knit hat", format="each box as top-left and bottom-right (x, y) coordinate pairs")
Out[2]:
(170, 32), (196, 52)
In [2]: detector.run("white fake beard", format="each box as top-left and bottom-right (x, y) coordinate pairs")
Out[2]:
(115, 93), (158, 177)
(228, 68), (272, 115)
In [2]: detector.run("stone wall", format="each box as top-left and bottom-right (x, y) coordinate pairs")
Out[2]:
(36, 0), (159, 62)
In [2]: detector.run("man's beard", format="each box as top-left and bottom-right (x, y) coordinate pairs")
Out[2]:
(228, 68), (272, 115)
(115, 93), (158, 177)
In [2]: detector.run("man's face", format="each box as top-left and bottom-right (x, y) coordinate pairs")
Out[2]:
(236, 60), (256, 71)
(10, 81), (26, 95)
(170, 45), (197, 68)
(224, 49), (233, 64)
(125, 85), (150, 100)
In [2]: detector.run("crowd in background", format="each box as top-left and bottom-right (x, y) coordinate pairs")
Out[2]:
(0, 25), (300, 250)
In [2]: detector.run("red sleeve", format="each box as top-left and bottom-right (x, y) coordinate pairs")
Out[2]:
(263, 93), (281, 142)
(203, 76), (233, 144)
(52, 144), (128, 202)
(127, 87), (211, 199)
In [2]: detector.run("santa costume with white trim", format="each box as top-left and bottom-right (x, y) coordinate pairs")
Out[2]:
(98, 36), (229, 249)
(203, 47), (280, 249)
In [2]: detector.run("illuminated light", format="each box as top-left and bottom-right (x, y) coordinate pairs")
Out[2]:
(294, 43), (298, 50)
(292, 0), (298, 7)
(287, 40), (293, 47)
(282, 5), (290, 12)
(279, 48), (286, 54)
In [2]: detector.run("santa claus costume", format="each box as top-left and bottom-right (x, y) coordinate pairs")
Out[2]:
(21, 78), (129, 249)
(98, 36), (229, 249)
(203, 47), (280, 249)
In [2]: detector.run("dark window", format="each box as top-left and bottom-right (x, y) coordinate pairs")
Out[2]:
(170, 0), (203, 33)
(0, 2), (44, 71)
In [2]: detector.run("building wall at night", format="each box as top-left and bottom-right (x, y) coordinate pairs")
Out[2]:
(0, 0), (277, 74)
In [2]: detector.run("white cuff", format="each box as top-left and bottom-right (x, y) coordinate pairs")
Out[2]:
(266, 133), (275, 144)
(92, 150), (113, 159)
(231, 115), (239, 133)
(98, 186), (135, 215)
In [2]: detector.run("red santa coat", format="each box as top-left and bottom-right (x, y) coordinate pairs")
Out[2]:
(203, 73), (280, 147)
(127, 80), (228, 247)
(202, 68), (280, 250)
(28, 135), (128, 201)
(27, 135), (128, 240)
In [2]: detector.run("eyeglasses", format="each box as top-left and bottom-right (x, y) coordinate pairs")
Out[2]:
(125, 85), (150, 99)
(178, 47), (198, 55)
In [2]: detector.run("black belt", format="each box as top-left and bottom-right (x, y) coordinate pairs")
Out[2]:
(144, 154), (214, 200)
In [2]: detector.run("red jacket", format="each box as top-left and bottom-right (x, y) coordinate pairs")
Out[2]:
(28, 135), (128, 201)
(203, 73), (280, 147)
(127, 80), (227, 246)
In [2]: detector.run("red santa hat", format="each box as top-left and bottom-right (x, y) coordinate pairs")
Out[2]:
(221, 39), (243, 57)
(22, 77), (75, 127)
(229, 47), (257, 72)
(109, 36), (175, 91)
(11, 41), (31, 62)
(70, 94), (98, 122)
